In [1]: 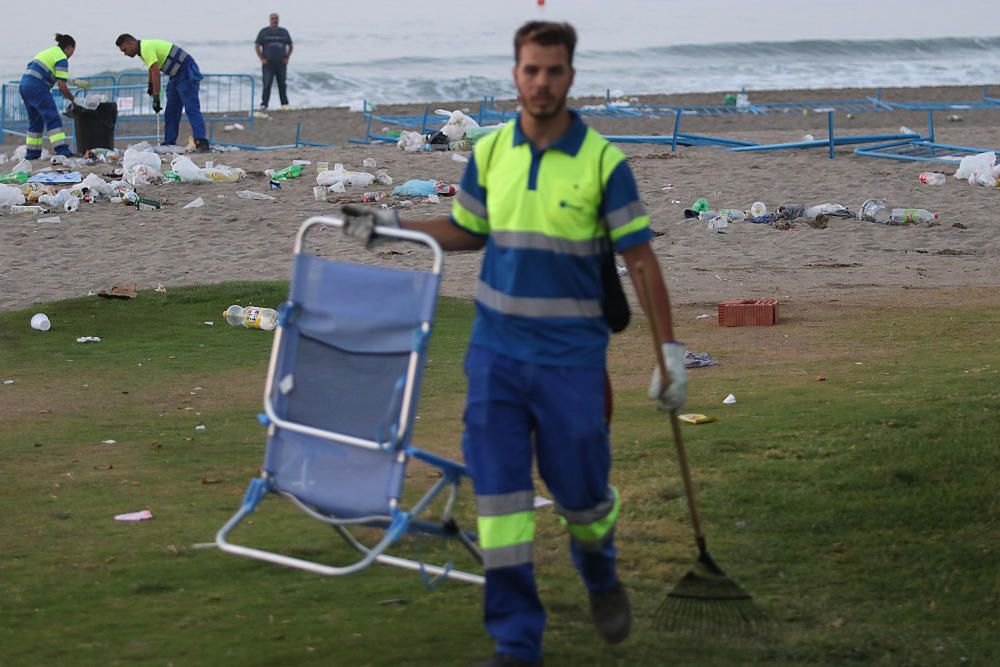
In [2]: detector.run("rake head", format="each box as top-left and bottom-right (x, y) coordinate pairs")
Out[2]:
(655, 546), (768, 635)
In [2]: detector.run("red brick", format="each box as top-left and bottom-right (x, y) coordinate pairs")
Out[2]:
(718, 299), (779, 326)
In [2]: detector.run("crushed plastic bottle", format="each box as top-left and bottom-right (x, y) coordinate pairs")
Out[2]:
(268, 164), (303, 181)
(224, 304), (278, 330)
(918, 172), (946, 185)
(237, 190), (276, 200)
(889, 208), (938, 224)
(0, 171), (28, 184)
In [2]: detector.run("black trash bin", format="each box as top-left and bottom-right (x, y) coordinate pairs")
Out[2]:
(70, 102), (117, 155)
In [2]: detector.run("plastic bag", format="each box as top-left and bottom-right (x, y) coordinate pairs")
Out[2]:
(170, 155), (211, 184)
(316, 169), (347, 187)
(0, 183), (26, 207)
(123, 146), (162, 185)
(79, 173), (115, 199)
(953, 151), (995, 182)
(391, 179), (438, 197)
(397, 130), (423, 152)
(434, 109), (480, 142)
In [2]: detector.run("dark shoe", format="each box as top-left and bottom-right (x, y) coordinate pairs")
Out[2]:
(55, 146), (74, 158)
(194, 139), (211, 153)
(470, 653), (543, 667)
(25, 149), (42, 160)
(589, 582), (631, 644)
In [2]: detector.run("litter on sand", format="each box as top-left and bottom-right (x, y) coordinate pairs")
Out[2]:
(684, 351), (719, 368)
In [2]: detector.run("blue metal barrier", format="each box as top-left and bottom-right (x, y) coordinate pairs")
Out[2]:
(2, 72), (255, 148)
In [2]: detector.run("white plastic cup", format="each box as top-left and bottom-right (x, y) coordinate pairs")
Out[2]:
(204, 160), (214, 169)
(317, 161), (329, 173)
(313, 186), (327, 201)
(30, 313), (51, 331)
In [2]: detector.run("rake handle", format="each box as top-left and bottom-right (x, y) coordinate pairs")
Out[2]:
(633, 261), (705, 543)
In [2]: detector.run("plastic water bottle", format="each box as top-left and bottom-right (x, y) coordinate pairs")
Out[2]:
(918, 172), (946, 185)
(701, 208), (744, 222)
(224, 304), (278, 330)
(64, 195), (79, 212)
(889, 208), (938, 224)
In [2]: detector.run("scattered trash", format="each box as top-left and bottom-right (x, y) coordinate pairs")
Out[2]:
(723, 393), (737, 405)
(858, 199), (889, 223)
(375, 169), (393, 185)
(0, 183), (27, 206)
(889, 208), (937, 224)
(102, 439), (117, 444)
(223, 123), (245, 131)
(749, 201), (767, 217)
(684, 351), (719, 368)
(171, 155), (211, 183)
(953, 151), (997, 187)
(677, 413), (718, 425)
(237, 190), (275, 200)
(662, 183), (674, 191)
(313, 186), (327, 201)
(328, 181), (346, 193)
(37, 216), (61, 223)
(434, 108), (480, 141)
(269, 179), (281, 190)
(155, 283), (167, 293)
(317, 161), (329, 172)
(203, 321), (214, 326)
(947, 114), (963, 122)
(362, 157), (377, 168)
(918, 172), (946, 185)
(76, 336), (102, 343)
(183, 196), (205, 209)
(224, 304), (278, 330)
(30, 313), (51, 331)
(195, 424), (206, 431)
(2, 379), (14, 385)
(802, 134), (815, 142)
(695, 313), (711, 319)
(292, 159), (311, 166)
(362, 191), (387, 203)
(899, 126), (915, 135)
(266, 164), (304, 181)
(691, 198), (710, 212)
(10, 205), (47, 215)
(98, 283), (137, 300)
(392, 179), (439, 197)
(452, 153), (469, 163)
(114, 510), (153, 522)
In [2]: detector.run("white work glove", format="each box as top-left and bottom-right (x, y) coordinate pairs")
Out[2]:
(340, 204), (400, 247)
(648, 342), (688, 413)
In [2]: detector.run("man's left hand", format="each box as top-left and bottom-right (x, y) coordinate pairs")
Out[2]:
(152, 95), (162, 114)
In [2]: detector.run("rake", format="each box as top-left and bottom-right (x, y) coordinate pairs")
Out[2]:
(633, 261), (766, 634)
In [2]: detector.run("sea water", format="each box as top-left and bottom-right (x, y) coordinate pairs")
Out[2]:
(3, 0), (1000, 107)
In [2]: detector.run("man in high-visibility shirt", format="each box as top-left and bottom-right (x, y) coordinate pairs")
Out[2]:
(341, 21), (688, 667)
(115, 34), (210, 152)
(20, 33), (77, 159)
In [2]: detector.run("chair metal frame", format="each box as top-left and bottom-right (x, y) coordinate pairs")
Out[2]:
(216, 216), (484, 586)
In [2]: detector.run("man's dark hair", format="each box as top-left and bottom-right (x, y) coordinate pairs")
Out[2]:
(115, 33), (136, 47)
(54, 34), (75, 50)
(514, 21), (577, 66)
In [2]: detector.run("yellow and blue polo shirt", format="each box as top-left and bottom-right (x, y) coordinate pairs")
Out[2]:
(24, 46), (69, 87)
(138, 39), (192, 77)
(451, 111), (652, 368)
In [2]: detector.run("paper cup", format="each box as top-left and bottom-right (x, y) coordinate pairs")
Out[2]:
(313, 186), (327, 201)
(30, 313), (51, 331)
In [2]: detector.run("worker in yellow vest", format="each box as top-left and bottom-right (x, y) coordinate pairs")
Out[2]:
(115, 34), (210, 152)
(20, 34), (77, 159)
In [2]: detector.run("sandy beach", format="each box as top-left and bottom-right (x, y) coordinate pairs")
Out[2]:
(2, 84), (999, 316)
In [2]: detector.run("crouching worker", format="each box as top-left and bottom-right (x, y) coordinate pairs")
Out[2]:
(115, 33), (210, 152)
(20, 33), (77, 159)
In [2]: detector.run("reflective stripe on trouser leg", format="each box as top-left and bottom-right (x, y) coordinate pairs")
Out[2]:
(48, 130), (67, 147)
(556, 486), (620, 552)
(477, 491), (535, 569)
(26, 132), (43, 146)
(462, 345), (546, 663)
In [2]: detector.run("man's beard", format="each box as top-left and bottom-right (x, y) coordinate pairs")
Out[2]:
(519, 89), (567, 121)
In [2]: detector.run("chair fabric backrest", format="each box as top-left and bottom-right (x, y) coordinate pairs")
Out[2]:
(263, 253), (440, 518)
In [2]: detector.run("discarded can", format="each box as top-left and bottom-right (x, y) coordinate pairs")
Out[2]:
(362, 191), (387, 203)
(269, 179), (282, 190)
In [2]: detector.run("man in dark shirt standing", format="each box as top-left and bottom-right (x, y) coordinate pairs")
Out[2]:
(255, 12), (293, 110)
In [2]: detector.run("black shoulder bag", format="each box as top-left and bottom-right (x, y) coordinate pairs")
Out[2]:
(598, 144), (631, 332)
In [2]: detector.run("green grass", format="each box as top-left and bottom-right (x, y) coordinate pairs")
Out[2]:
(1, 283), (997, 666)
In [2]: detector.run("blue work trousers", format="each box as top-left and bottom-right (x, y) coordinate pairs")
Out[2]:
(19, 77), (66, 149)
(462, 344), (619, 662)
(163, 62), (206, 145)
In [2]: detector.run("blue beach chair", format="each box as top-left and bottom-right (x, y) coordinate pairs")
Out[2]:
(215, 216), (484, 586)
